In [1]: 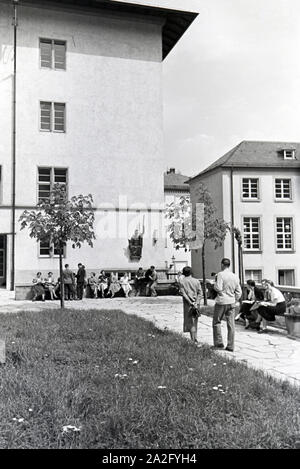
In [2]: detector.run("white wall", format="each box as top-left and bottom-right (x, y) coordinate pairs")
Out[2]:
(0, 2), (167, 285)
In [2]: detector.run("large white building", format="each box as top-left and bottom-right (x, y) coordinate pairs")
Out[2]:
(189, 141), (300, 287)
(0, 0), (199, 290)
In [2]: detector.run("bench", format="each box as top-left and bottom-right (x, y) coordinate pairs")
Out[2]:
(15, 279), (180, 300)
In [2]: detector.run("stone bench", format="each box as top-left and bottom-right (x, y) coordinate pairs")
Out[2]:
(15, 279), (180, 300)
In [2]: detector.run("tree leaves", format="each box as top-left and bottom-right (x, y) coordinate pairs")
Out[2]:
(19, 184), (96, 251)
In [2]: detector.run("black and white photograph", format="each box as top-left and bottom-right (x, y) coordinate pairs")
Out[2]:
(0, 0), (299, 454)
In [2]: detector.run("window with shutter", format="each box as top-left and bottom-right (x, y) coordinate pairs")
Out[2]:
(54, 103), (65, 132)
(40, 39), (52, 68)
(54, 40), (66, 70)
(40, 38), (66, 70)
(40, 102), (51, 131)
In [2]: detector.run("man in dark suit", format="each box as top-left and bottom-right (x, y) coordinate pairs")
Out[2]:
(76, 263), (86, 300)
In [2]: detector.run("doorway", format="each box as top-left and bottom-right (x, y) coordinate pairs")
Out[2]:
(0, 235), (6, 287)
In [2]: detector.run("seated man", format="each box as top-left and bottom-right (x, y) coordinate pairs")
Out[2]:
(235, 280), (264, 329)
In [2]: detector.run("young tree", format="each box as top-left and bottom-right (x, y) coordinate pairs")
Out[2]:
(19, 184), (96, 308)
(166, 185), (230, 305)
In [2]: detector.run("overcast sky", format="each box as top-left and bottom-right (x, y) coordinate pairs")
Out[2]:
(162, 0), (300, 177)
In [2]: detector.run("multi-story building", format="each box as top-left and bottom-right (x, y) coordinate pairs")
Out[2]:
(164, 168), (191, 275)
(189, 141), (300, 287)
(0, 0), (198, 290)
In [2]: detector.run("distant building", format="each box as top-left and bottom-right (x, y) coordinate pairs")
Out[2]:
(0, 0), (198, 289)
(189, 141), (300, 287)
(164, 168), (191, 276)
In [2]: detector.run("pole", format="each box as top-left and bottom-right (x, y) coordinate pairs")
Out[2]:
(230, 167), (236, 273)
(10, 0), (18, 291)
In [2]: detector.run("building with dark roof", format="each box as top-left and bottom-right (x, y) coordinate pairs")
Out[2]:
(189, 141), (300, 287)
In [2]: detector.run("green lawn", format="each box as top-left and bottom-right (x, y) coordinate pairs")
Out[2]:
(0, 308), (299, 449)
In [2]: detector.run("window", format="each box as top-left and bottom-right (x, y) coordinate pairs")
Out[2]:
(276, 218), (293, 250)
(283, 149), (295, 160)
(245, 269), (262, 283)
(275, 179), (292, 200)
(278, 269), (295, 286)
(243, 217), (260, 250)
(242, 178), (259, 200)
(40, 38), (66, 70)
(38, 167), (67, 202)
(0, 166), (2, 204)
(39, 239), (65, 258)
(40, 102), (65, 132)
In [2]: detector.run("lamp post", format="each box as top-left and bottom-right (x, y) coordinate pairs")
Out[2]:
(10, 0), (19, 291)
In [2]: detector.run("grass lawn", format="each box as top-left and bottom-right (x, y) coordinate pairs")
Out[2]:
(0, 308), (299, 449)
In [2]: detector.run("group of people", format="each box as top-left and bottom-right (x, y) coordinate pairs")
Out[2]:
(31, 264), (159, 301)
(178, 258), (287, 351)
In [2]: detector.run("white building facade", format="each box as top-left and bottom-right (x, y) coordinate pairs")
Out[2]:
(0, 0), (198, 289)
(189, 141), (300, 288)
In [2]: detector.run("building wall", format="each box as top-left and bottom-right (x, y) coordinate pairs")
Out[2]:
(230, 168), (300, 286)
(190, 166), (300, 286)
(189, 170), (225, 279)
(0, 2), (166, 286)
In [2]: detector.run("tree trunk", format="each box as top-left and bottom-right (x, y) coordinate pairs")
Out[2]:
(202, 242), (207, 306)
(59, 248), (65, 309)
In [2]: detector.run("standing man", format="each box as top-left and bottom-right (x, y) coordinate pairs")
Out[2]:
(213, 258), (242, 352)
(179, 266), (203, 344)
(62, 264), (74, 301)
(145, 266), (158, 297)
(76, 263), (86, 300)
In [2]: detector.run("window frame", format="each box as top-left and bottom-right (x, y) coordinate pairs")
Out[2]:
(39, 38), (67, 71)
(283, 149), (296, 160)
(244, 269), (263, 284)
(242, 216), (262, 252)
(37, 166), (68, 204)
(38, 239), (66, 259)
(275, 216), (294, 252)
(241, 177), (260, 202)
(39, 101), (66, 133)
(274, 177), (293, 202)
(277, 268), (296, 287)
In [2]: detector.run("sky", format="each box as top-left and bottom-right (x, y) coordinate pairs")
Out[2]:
(162, 0), (300, 177)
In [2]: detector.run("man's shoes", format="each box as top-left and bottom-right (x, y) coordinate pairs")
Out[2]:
(258, 328), (268, 334)
(225, 347), (234, 352)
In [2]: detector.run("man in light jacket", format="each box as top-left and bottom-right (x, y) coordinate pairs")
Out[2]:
(213, 258), (242, 352)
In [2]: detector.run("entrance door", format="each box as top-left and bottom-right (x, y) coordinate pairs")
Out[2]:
(0, 235), (6, 287)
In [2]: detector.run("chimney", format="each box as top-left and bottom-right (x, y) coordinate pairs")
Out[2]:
(168, 168), (176, 174)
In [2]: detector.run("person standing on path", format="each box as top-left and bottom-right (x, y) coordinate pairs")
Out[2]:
(178, 266), (203, 344)
(62, 264), (74, 301)
(213, 258), (242, 352)
(76, 263), (86, 300)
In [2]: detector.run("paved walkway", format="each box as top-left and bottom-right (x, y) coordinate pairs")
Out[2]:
(0, 292), (299, 386)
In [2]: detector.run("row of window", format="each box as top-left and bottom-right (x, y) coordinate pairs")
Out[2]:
(243, 216), (294, 251)
(242, 178), (294, 201)
(245, 269), (296, 287)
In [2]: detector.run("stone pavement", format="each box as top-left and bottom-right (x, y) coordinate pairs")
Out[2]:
(0, 292), (299, 386)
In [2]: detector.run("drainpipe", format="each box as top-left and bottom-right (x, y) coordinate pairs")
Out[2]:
(10, 0), (18, 291)
(230, 167), (236, 273)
